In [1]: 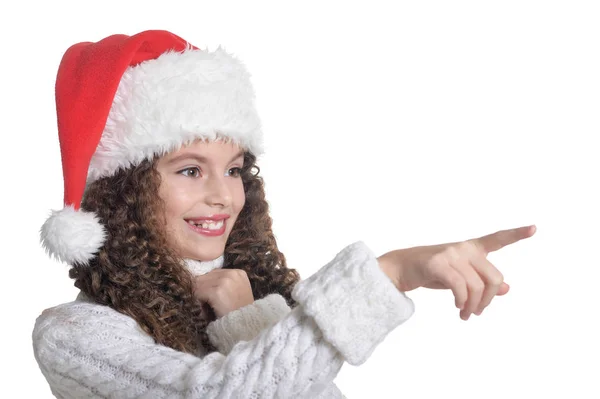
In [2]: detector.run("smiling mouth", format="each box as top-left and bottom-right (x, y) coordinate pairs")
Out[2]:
(186, 219), (225, 230)
(185, 219), (227, 236)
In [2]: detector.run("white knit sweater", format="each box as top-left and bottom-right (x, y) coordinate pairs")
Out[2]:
(32, 241), (415, 398)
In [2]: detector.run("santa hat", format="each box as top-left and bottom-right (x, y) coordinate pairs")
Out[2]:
(40, 30), (264, 265)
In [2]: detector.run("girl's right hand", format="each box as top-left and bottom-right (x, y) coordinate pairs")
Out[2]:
(377, 225), (536, 320)
(192, 269), (255, 319)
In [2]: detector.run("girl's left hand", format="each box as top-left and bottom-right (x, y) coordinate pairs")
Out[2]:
(192, 269), (255, 319)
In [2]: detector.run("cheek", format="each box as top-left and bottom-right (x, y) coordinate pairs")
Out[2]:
(234, 183), (246, 212)
(166, 198), (188, 224)
(159, 182), (187, 222)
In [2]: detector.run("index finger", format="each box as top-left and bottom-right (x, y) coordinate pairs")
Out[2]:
(472, 225), (536, 253)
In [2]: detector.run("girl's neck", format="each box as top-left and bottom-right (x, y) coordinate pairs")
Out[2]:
(76, 256), (225, 303)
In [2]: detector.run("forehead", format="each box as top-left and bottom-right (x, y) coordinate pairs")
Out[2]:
(162, 139), (245, 163)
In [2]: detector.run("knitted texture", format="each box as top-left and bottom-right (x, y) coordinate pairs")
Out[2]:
(184, 256), (225, 276)
(206, 293), (292, 355)
(292, 241), (415, 366)
(32, 241), (414, 398)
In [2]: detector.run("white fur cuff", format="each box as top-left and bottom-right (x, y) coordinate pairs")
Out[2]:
(291, 241), (415, 366)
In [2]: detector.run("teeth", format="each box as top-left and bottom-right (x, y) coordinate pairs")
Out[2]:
(202, 220), (223, 230)
(188, 220), (224, 230)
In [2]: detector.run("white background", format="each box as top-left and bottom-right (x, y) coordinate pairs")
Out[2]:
(1, 1), (598, 397)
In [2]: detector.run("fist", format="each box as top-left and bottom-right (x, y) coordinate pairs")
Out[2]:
(192, 269), (255, 319)
(377, 225), (536, 320)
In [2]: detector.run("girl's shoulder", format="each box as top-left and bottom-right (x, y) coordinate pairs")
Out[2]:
(33, 292), (152, 347)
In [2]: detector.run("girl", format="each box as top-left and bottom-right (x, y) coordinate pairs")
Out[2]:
(32, 30), (536, 398)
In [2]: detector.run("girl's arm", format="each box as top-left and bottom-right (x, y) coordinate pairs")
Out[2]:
(33, 241), (414, 398)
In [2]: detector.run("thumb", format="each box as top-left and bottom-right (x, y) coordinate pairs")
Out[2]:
(496, 282), (510, 296)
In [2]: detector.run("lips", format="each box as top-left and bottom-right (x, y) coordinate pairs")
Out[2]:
(186, 218), (227, 236)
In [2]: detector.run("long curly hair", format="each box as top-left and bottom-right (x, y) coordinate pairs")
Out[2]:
(69, 150), (301, 355)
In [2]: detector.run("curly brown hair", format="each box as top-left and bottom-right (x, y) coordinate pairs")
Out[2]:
(69, 150), (301, 355)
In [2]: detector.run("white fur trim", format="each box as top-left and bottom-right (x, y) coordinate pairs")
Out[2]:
(40, 205), (106, 265)
(88, 45), (264, 183)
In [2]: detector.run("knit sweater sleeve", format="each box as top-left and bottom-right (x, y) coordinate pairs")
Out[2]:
(206, 293), (292, 355)
(32, 241), (414, 398)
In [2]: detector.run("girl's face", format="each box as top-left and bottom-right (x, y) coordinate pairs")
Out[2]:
(156, 140), (246, 261)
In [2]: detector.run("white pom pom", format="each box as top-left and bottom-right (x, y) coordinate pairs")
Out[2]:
(40, 205), (106, 265)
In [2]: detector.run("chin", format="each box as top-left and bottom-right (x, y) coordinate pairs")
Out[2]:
(182, 244), (226, 261)
(173, 228), (231, 260)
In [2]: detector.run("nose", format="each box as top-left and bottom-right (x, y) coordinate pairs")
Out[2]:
(203, 174), (232, 208)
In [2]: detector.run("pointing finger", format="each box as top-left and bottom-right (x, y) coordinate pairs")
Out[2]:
(473, 225), (536, 254)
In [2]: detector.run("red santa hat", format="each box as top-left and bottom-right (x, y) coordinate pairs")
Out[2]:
(40, 30), (264, 265)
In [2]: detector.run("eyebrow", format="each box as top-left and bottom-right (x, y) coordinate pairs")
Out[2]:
(167, 149), (245, 165)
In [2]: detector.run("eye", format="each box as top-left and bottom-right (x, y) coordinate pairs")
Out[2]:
(178, 167), (201, 178)
(227, 167), (243, 177)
